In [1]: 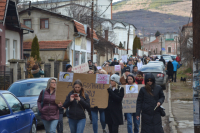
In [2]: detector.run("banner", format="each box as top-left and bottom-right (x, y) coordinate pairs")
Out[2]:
(121, 85), (144, 113)
(72, 63), (89, 73)
(56, 73), (109, 108)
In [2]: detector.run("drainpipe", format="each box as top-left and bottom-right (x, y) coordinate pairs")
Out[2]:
(73, 34), (80, 67)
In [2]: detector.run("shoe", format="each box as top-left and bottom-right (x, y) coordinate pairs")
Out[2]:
(103, 129), (107, 133)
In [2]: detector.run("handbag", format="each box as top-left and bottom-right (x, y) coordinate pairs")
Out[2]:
(38, 89), (45, 116)
(159, 106), (166, 117)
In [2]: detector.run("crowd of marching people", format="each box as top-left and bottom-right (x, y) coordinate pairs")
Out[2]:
(36, 54), (182, 133)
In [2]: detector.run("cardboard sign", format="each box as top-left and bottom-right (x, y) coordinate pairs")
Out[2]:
(115, 65), (121, 71)
(96, 74), (110, 84)
(56, 73), (109, 108)
(121, 85), (144, 113)
(103, 66), (121, 76)
(72, 63), (89, 73)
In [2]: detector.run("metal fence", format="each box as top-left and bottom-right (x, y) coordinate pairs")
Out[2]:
(44, 63), (51, 77)
(17, 64), (21, 80)
(0, 65), (13, 90)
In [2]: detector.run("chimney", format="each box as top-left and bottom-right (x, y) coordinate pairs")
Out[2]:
(105, 30), (108, 41)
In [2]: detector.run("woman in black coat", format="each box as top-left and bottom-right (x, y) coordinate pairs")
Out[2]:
(105, 74), (124, 133)
(167, 61), (174, 82)
(136, 73), (165, 133)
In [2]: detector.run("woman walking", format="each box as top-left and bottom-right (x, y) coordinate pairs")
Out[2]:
(105, 74), (124, 133)
(63, 80), (90, 133)
(167, 61), (174, 82)
(136, 73), (165, 133)
(126, 74), (140, 133)
(37, 78), (59, 133)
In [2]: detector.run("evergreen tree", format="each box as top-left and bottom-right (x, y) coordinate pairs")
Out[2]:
(31, 35), (41, 61)
(133, 36), (138, 55)
(155, 31), (161, 37)
(119, 41), (124, 49)
(137, 36), (141, 49)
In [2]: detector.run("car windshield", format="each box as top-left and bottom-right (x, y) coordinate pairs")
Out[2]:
(163, 56), (172, 60)
(8, 82), (47, 97)
(140, 66), (162, 72)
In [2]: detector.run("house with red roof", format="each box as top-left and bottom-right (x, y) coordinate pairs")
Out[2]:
(0, 0), (33, 66)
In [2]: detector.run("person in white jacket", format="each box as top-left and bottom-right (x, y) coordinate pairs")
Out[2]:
(137, 59), (143, 70)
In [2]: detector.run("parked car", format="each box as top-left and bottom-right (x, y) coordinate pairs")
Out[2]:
(147, 61), (165, 69)
(0, 90), (37, 133)
(163, 56), (173, 64)
(8, 78), (50, 125)
(171, 55), (177, 60)
(139, 65), (168, 90)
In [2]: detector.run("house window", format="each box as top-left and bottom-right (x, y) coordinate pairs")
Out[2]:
(5, 39), (9, 63)
(40, 18), (49, 29)
(81, 52), (86, 64)
(13, 40), (17, 59)
(168, 47), (171, 53)
(24, 19), (31, 28)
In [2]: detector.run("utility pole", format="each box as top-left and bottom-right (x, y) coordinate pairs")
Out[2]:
(160, 37), (162, 55)
(127, 24), (130, 54)
(193, 0), (200, 132)
(142, 27), (145, 56)
(91, 0), (94, 62)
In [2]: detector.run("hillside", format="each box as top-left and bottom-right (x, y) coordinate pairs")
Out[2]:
(113, 10), (191, 35)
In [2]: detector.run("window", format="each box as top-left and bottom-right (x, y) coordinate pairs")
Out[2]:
(81, 52), (86, 64)
(13, 40), (17, 59)
(40, 18), (49, 29)
(3, 93), (22, 113)
(75, 51), (80, 66)
(168, 47), (171, 53)
(24, 19), (31, 28)
(0, 95), (10, 116)
(5, 39), (9, 63)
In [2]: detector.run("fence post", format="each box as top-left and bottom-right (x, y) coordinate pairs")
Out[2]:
(48, 59), (55, 77)
(40, 61), (45, 78)
(59, 61), (63, 73)
(8, 60), (18, 82)
(18, 60), (25, 79)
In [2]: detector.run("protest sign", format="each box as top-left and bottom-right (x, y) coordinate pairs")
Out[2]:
(72, 63), (89, 73)
(96, 74), (110, 84)
(97, 66), (102, 70)
(121, 84), (144, 113)
(122, 55), (128, 63)
(59, 72), (74, 82)
(115, 65), (121, 72)
(56, 73), (109, 108)
(103, 66), (121, 76)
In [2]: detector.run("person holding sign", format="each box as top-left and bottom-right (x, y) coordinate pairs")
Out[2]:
(105, 74), (124, 133)
(62, 80), (90, 133)
(125, 74), (140, 133)
(136, 73), (165, 133)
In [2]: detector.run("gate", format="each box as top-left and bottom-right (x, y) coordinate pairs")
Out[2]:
(44, 63), (51, 77)
(0, 65), (13, 90)
(17, 64), (21, 80)
(54, 61), (60, 78)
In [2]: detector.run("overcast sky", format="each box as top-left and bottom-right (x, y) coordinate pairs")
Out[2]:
(113, 0), (121, 3)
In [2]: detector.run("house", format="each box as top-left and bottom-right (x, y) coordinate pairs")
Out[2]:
(0, 0), (33, 66)
(19, 6), (74, 63)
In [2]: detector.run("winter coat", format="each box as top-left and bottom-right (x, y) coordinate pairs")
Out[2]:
(176, 56), (181, 62)
(31, 68), (44, 78)
(63, 91), (90, 120)
(136, 73), (165, 133)
(172, 60), (180, 71)
(137, 61), (143, 70)
(135, 78), (145, 84)
(121, 68), (125, 76)
(105, 86), (124, 125)
(167, 61), (174, 76)
(110, 61), (119, 66)
(132, 70), (139, 77)
(159, 57), (166, 65)
(37, 89), (59, 121)
(89, 65), (97, 71)
(127, 64), (134, 72)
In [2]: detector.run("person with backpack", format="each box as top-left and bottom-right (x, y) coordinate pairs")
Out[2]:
(125, 74), (140, 133)
(62, 80), (90, 133)
(37, 78), (59, 133)
(105, 74), (124, 133)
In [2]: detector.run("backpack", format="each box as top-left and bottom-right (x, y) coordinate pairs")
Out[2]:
(38, 89), (45, 116)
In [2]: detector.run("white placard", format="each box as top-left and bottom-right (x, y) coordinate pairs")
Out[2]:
(122, 55), (128, 63)
(96, 74), (110, 84)
(72, 63), (89, 73)
(59, 72), (74, 82)
(115, 65), (121, 71)
(126, 85), (138, 94)
(97, 66), (102, 70)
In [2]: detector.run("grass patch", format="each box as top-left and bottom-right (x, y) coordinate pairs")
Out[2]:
(113, 1), (128, 10)
(177, 66), (192, 79)
(149, 0), (183, 9)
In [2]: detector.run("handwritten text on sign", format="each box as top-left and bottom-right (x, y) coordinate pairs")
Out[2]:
(96, 74), (110, 84)
(115, 65), (121, 71)
(72, 63), (89, 73)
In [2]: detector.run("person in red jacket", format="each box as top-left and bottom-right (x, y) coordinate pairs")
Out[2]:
(37, 78), (59, 133)
(135, 71), (145, 84)
(176, 55), (181, 64)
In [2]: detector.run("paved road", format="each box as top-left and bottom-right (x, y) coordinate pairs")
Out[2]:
(37, 91), (169, 133)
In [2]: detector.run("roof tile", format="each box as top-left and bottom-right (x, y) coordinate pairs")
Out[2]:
(0, 0), (6, 21)
(74, 20), (86, 35)
(151, 37), (159, 43)
(23, 40), (72, 50)
(20, 23), (33, 31)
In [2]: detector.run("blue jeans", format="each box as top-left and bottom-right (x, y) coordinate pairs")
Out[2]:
(69, 118), (86, 133)
(126, 113), (140, 133)
(42, 119), (58, 133)
(91, 109), (106, 133)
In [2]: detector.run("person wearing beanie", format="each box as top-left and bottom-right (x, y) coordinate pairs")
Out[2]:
(110, 58), (119, 66)
(105, 74), (124, 133)
(120, 67), (131, 85)
(88, 60), (97, 71)
(66, 64), (72, 72)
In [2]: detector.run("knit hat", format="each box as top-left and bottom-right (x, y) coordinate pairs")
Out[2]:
(110, 74), (120, 84)
(125, 67), (130, 72)
(114, 58), (117, 61)
(66, 64), (72, 71)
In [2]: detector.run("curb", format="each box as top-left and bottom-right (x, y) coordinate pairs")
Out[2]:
(168, 83), (178, 133)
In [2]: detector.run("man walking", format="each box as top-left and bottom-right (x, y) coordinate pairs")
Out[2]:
(159, 56), (166, 65)
(172, 59), (180, 82)
(127, 60), (134, 72)
(176, 54), (181, 64)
